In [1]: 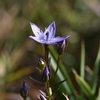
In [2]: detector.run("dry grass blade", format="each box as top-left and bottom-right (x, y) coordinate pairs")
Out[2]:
(62, 93), (70, 100)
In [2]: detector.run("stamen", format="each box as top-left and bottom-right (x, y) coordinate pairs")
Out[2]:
(46, 31), (49, 41)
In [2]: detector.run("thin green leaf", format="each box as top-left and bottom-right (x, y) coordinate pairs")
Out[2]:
(80, 41), (85, 99)
(53, 78), (68, 88)
(90, 45), (100, 94)
(29, 76), (44, 86)
(80, 41), (85, 79)
(53, 88), (59, 96)
(73, 69), (95, 100)
(96, 88), (100, 100)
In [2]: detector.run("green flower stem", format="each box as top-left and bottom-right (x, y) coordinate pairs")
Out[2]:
(51, 55), (61, 87)
(45, 82), (51, 96)
(45, 82), (49, 95)
(45, 45), (49, 65)
(44, 45), (52, 100)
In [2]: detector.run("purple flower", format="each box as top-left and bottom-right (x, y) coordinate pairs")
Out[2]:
(42, 66), (50, 82)
(58, 40), (66, 54)
(29, 21), (70, 45)
(20, 81), (28, 98)
(40, 93), (47, 100)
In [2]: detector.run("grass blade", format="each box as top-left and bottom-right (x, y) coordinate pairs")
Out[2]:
(80, 41), (85, 79)
(49, 46), (79, 100)
(96, 88), (100, 100)
(90, 45), (100, 94)
(73, 69), (95, 100)
(80, 41), (85, 99)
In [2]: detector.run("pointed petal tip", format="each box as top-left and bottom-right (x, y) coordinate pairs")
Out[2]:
(49, 21), (55, 27)
(30, 22), (36, 26)
(66, 35), (71, 39)
(68, 35), (71, 37)
(29, 36), (33, 39)
(29, 35), (32, 38)
(30, 22), (33, 25)
(52, 21), (55, 24)
(30, 22), (35, 28)
(52, 21), (55, 26)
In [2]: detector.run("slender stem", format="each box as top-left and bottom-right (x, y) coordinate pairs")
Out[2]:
(51, 55), (61, 87)
(45, 45), (49, 65)
(44, 45), (50, 90)
(44, 45), (52, 100)
(45, 82), (49, 95)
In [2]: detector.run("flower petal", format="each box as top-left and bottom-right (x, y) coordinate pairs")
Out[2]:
(44, 21), (56, 40)
(30, 22), (43, 37)
(51, 36), (70, 44)
(29, 36), (46, 44)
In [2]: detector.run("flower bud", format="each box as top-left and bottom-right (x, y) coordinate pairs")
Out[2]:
(20, 81), (28, 99)
(40, 93), (47, 100)
(41, 66), (50, 82)
(57, 40), (66, 54)
(48, 87), (52, 96)
(38, 57), (46, 71)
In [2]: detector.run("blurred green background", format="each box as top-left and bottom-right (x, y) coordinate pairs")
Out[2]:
(0, 0), (100, 100)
